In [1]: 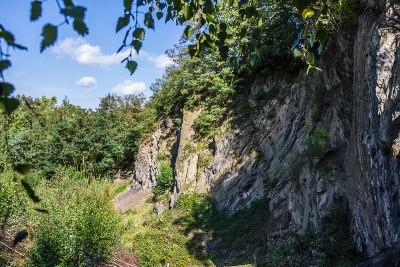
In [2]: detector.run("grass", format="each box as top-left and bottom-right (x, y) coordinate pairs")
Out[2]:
(121, 195), (271, 266)
(106, 180), (131, 198)
(121, 194), (359, 267)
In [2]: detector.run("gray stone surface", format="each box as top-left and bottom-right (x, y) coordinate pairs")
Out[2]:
(132, 1), (400, 258)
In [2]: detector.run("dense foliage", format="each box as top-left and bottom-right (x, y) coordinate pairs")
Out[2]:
(29, 173), (120, 267)
(0, 94), (153, 179)
(0, 170), (121, 267)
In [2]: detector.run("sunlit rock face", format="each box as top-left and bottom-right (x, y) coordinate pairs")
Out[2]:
(133, 0), (400, 258)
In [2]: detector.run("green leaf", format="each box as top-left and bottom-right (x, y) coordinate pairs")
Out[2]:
(166, 6), (173, 22)
(244, 6), (258, 18)
(173, 0), (181, 11)
(156, 11), (163, 20)
(73, 19), (89, 36)
(144, 13), (155, 29)
(219, 23), (227, 32)
(183, 25), (195, 38)
(257, 18), (263, 27)
(202, 38), (214, 50)
(310, 33), (316, 46)
(293, 48), (304, 58)
(0, 28), (15, 45)
(228, 0), (234, 6)
(13, 230), (28, 247)
(133, 28), (145, 40)
(209, 24), (216, 34)
(0, 60), (11, 72)
(126, 60), (138, 75)
(219, 45), (229, 60)
(157, 2), (166, 10)
(182, 3), (193, 20)
(291, 39), (300, 50)
(124, 0), (133, 11)
(132, 40), (142, 53)
(116, 15), (130, 33)
(14, 164), (32, 175)
(40, 24), (57, 52)
(21, 180), (40, 203)
(238, 44), (246, 54)
(249, 53), (258, 67)
(217, 31), (228, 42)
(205, 13), (217, 24)
(238, 0), (248, 7)
(316, 29), (327, 43)
(0, 97), (19, 115)
(63, 0), (74, 7)
(31, 1), (42, 21)
(318, 43), (324, 55)
(61, 6), (87, 19)
(188, 44), (197, 57)
(0, 82), (14, 97)
(306, 52), (315, 65)
(239, 28), (247, 38)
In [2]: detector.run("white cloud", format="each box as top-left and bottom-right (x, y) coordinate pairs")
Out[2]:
(113, 80), (146, 95)
(148, 54), (173, 69)
(52, 38), (130, 67)
(76, 76), (97, 88)
(52, 38), (173, 70)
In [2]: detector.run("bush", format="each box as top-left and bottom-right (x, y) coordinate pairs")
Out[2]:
(153, 164), (174, 199)
(28, 176), (120, 267)
(0, 173), (27, 226)
(194, 107), (226, 139)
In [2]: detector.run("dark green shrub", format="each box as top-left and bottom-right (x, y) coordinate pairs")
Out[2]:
(153, 164), (174, 199)
(307, 129), (332, 159)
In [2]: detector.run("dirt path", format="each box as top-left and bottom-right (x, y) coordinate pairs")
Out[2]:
(114, 186), (151, 213)
(111, 186), (152, 267)
(100, 250), (141, 267)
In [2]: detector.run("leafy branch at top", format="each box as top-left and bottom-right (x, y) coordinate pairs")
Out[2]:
(31, 0), (89, 52)
(116, 0), (337, 75)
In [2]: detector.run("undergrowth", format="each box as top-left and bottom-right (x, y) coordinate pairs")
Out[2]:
(122, 194), (358, 267)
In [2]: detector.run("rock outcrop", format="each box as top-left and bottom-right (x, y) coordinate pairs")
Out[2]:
(132, 0), (400, 259)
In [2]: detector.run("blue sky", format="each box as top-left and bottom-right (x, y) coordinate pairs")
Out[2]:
(0, 0), (184, 108)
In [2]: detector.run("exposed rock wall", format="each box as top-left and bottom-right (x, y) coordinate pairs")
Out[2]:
(133, 118), (177, 191)
(132, 0), (400, 258)
(347, 1), (400, 255)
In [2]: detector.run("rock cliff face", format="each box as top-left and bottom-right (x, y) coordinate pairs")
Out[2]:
(347, 1), (400, 256)
(133, 0), (400, 258)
